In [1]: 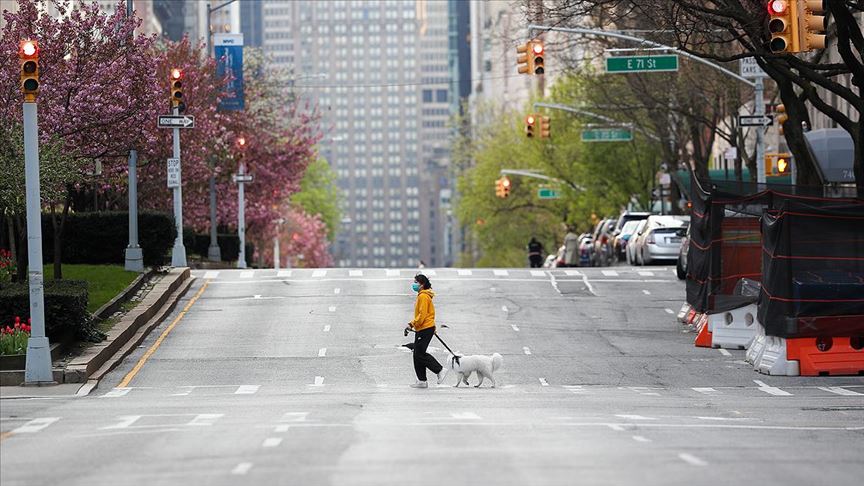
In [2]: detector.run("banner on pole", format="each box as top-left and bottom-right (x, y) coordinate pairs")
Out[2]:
(214, 33), (245, 111)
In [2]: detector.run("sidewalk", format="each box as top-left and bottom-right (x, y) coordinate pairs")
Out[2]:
(0, 382), (93, 400)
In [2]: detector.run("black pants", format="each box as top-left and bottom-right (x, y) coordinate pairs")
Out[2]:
(529, 255), (543, 268)
(413, 327), (442, 381)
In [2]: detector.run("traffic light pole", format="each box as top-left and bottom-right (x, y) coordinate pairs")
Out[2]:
(755, 77), (766, 184)
(22, 101), (54, 385)
(170, 106), (187, 267)
(236, 162), (247, 269)
(123, 0), (143, 272)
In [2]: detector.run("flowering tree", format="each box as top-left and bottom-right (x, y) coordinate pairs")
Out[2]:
(0, 0), (162, 277)
(257, 207), (333, 269)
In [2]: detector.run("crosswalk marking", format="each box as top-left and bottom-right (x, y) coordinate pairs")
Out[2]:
(632, 435), (652, 443)
(102, 388), (131, 398)
(718, 349), (732, 357)
(564, 270), (582, 276)
(277, 270), (292, 277)
(328, 306), (336, 312)
(12, 417), (60, 434)
(494, 269), (509, 276)
(451, 412), (481, 420)
(234, 385), (259, 395)
(754, 380), (793, 396)
(386, 269), (400, 277)
(615, 414), (657, 421)
(239, 271), (254, 279)
(311, 376), (325, 386)
(692, 387), (720, 395)
(530, 270), (546, 277)
(231, 463), (254, 475)
(262, 437), (283, 448)
(642, 289), (651, 295)
(334, 288), (341, 294)
(678, 453), (708, 466)
(318, 348), (327, 357)
(457, 269), (472, 276)
(188, 414), (223, 426)
(601, 270), (619, 277)
(349, 270), (363, 277)
(280, 412), (309, 423)
(638, 271), (654, 277)
(312, 270), (327, 277)
(323, 325), (331, 332)
(818, 386), (864, 396)
(102, 415), (141, 430)
(424, 269), (437, 276)
(203, 271), (220, 279)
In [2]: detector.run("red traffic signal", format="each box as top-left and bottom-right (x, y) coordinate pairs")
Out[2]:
(525, 114), (536, 138)
(170, 67), (185, 112)
(19, 40), (39, 101)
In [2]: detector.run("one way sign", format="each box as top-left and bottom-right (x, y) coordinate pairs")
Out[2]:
(158, 115), (195, 129)
(739, 115), (773, 127)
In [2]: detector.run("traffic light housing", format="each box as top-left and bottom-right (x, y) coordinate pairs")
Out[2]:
(170, 67), (185, 112)
(531, 40), (544, 75)
(539, 116), (551, 139)
(501, 176), (511, 198)
(516, 39), (544, 75)
(797, 0), (826, 52)
(525, 114), (537, 138)
(19, 40), (39, 102)
(765, 152), (793, 176)
(775, 104), (788, 135)
(768, 0), (799, 53)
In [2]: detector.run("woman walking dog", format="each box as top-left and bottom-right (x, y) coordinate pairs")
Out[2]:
(405, 274), (447, 388)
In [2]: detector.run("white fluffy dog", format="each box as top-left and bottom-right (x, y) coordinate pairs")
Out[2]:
(446, 353), (503, 388)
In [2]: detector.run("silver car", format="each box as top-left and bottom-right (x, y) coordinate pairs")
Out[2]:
(632, 216), (690, 265)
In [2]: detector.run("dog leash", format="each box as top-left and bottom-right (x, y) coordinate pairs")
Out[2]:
(434, 331), (461, 366)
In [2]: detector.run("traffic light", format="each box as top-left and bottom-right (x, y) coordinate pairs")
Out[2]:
(797, 0), (826, 52)
(495, 178), (505, 198)
(516, 39), (544, 75)
(525, 114), (536, 138)
(501, 176), (511, 198)
(539, 116), (551, 139)
(777, 155), (789, 174)
(170, 67), (185, 112)
(765, 152), (793, 176)
(776, 104), (788, 135)
(19, 40), (39, 102)
(768, 0), (799, 53)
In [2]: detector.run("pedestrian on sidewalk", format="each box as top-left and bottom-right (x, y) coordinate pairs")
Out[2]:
(527, 237), (544, 268)
(405, 274), (446, 388)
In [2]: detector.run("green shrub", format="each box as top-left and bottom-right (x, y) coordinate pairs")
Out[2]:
(0, 280), (99, 343)
(41, 211), (175, 266)
(183, 231), (254, 266)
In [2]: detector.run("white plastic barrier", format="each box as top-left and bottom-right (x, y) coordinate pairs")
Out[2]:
(754, 335), (800, 376)
(746, 332), (766, 365)
(677, 303), (692, 323)
(710, 304), (758, 350)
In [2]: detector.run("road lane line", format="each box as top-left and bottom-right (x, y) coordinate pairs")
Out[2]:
(818, 386), (864, 396)
(119, 282), (209, 388)
(539, 377), (549, 386)
(328, 306), (336, 312)
(601, 270), (618, 276)
(349, 270), (363, 277)
(334, 288), (341, 294)
(530, 270), (545, 277)
(318, 348), (327, 357)
(501, 305), (509, 313)
(277, 270), (292, 277)
(102, 388), (132, 398)
(581, 275), (597, 296)
(253, 294), (262, 299)
(312, 270), (327, 277)
(615, 414), (657, 421)
(323, 325), (331, 332)
(523, 346), (532, 355)
(188, 414), (223, 426)
(203, 271), (219, 279)
(457, 269), (472, 276)
(692, 387), (719, 395)
(664, 308), (675, 314)
(386, 269), (400, 277)
(262, 437), (283, 448)
(607, 424), (626, 431)
(754, 380), (793, 396)
(718, 348), (732, 357)
(493, 269), (509, 276)
(311, 376), (325, 386)
(12, 417), (60, 434)
(451, 412), (481, 420)
(274, 425), (291, 433)
(234, 385), (259, 395)
(511, 324), (520, 331)
(632, 435), (652, 443)
(280, 412), (309, 422)
(642, 289), (651, 295)
(231, 463), (253, 475)
(678, 453), (708, 466)
(239, 271), (254, 279)
(638, 271), (654, 277)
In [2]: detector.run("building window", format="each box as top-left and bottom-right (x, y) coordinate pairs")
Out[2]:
(436, 89), (448, 103)
(422, 90), (433, 103)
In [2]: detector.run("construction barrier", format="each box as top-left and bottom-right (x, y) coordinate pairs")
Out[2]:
(709, 303), (758, 350)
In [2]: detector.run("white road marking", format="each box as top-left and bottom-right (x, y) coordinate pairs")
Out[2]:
(311, 376), (325, 386)
(692, 387), (719, 395)
(457, 269), (472, 276)
(274, 425), (291, 433)
(203, 271), (219, 279)
(563, 385), (585, 393)
(511, 324), (520, 331)
(424, 269), (437, 276)
(615, 414), (657, 421)
(601, 270), (619, 276)
(718, 348), (732, 357)
(695, 416), (752, 421)
(328, 306), (336, 312)
(239, 271), (254, 279)
(253, 294), (262, 299)
(523, 346), (532, 355)
(102, 415), (142, 430)
(664, 308), (675, 314)
(501, 305), (509, 313)
(530, 270), (545, 277)
(102, 388), (131, 398)
(188, 414), (223, 426)
(818, 386), (864, 396)
(632, 435), (652, 443)
(234, 385), (259, 395)
(493, 269), (509, 276)
(638, 271), (654, 277)
(754, 380), (793, 396)
(277, 270), (292, 277)
(171, 388), (193, 396)
(262, 437), (283, 448)
(12, 417), (60, 434)
(323, 325), (331, 332)
(280, 412), (309, 422)
(451, 412), (481, 420)
(312, 270), (327, 277)
(334, 288), (341, 294)
(490, 287), (497, 292)
(386, 269), (400, 277)
(231, 463), (253, 475)
(642, 289), (651, 295)
(607, 424), (626, 431)
(678, 453), (708, 466)
(539, 378), (549, 386)
(564, 270), (582, 276)
(318, 348), (327, 357)
(349, 270), (363, 277)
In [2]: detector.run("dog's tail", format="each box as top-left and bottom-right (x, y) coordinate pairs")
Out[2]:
(491, 353), (503, 371)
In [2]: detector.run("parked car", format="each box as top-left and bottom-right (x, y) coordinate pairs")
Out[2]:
(612, 211), (650, 235)
(613, 219), (643, 262)
(676, 224), (690, 279)
(626, 219), (649, 265)
(590, 218), (618, 266)
(632, 215), (689, 265)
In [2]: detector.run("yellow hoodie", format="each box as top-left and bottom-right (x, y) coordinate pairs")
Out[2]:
(411, 289), (436, 331)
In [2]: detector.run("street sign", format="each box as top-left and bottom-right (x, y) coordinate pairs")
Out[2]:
(158, 115), (195, 128)
(537, 188), (560, 199)
(233, 174), (254, 183)
(739, 57), (768, 78)
(724, 147), (738, 160)
(166, 158), (180, 188)
(739, 115), (773, 127)
(581, 127), (633, 142)
(606, 55), (678, 73)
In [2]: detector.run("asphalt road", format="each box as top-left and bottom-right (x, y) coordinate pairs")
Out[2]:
(2, 266), (863, 485)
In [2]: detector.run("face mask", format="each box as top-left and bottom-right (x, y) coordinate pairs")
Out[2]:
(412, 283), (421, 292)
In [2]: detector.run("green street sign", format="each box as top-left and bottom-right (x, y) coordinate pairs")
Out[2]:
(581, 128), (633, 142)
(538, 188), (560, 199)
(606, 55), (679, 73)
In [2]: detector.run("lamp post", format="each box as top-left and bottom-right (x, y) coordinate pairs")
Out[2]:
(273, 218), (285, 270)
(124, 0), (144, 272)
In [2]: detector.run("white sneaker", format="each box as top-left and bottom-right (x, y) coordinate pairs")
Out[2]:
(436, 368), (449, 385)
(410, 381), (428, 389)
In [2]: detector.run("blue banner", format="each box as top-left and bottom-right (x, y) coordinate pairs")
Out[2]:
(214, 33), (244, 111)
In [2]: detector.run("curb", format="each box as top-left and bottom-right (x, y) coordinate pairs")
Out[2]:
(92, 268), (154, 321)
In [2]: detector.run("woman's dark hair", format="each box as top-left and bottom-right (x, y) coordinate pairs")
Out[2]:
(414, 274), (432, 289)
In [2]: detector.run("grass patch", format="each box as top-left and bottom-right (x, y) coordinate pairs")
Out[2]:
(43, 264), (138, 313)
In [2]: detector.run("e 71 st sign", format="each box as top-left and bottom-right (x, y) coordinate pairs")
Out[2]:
(606, 55), (679, 73)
